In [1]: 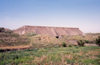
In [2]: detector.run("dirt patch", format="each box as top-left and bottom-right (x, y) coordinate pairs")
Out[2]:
(85, 43), (98, 46)
(0, 44), (32, 52)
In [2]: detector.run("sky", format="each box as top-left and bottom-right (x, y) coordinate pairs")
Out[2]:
(0, 0), (100, 33)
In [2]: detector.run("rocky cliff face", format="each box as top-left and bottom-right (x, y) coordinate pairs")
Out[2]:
(14, 25), (83, 36)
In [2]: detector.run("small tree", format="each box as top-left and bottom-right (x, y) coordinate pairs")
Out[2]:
(77, 40), (85, 46)
(0, 28), (5, 32)
(96, 36), (100, 46)
(62, 42), (66, 47)
(84, 40), (89, 43)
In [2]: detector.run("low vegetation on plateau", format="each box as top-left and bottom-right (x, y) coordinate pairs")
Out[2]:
(0, 28), (30, 50)
(0, 27), (100, 65)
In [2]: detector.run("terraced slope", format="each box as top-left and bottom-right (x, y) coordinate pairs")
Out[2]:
(14, 25), (83, 36)
(0, 28), (30, 50)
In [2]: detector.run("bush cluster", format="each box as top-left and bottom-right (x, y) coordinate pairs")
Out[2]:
(96, 36), (100, 46)
(77, 40), (85, 46)
(62, 42), (66, 47)
(84, 40), (89, 43)
(0, 28), (5, 32)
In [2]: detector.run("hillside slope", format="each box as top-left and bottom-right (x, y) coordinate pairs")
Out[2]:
(14, 25), (83, 36)
(0, 28), (30, 50)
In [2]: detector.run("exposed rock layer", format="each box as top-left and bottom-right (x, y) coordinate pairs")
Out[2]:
(14, 25), (83, 36)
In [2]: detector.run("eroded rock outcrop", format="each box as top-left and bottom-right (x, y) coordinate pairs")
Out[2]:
(14, 25), (83, 36)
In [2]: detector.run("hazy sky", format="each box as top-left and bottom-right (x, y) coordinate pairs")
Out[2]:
(0, 0), (100, 33)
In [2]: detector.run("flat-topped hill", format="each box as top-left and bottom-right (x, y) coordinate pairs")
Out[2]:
(14, 25), (83, 36)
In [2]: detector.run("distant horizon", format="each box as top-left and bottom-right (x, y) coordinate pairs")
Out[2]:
(1, 25), (81, 30)
(0, 0), (100, 33)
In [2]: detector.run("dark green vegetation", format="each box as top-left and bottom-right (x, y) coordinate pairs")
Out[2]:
(96, 36), (100, 46)
(0, 46), (100, 65)
(62, 42), (67, 47)
(77, 40), (85, 46)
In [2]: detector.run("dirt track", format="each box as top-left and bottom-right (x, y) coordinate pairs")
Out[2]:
(0, 44), (32, 52)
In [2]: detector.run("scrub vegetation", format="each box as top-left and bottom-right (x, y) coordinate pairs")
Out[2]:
(0, 28), (100, 65)
(0, 46), (100, 65)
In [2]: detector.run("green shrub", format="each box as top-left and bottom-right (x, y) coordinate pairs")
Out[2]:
(0, 28), (5, 32)
(96, 36), (100, 46)
(77, 40), (85, 46)
(85, 40), (89, 43)
(68, 45), (72, 47)
(62, 42), (66, 47)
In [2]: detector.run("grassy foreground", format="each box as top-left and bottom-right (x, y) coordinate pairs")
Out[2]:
(0, 46), (100, 65)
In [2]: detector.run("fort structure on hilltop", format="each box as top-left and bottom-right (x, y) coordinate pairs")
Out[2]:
(14, 25), (83, 37)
